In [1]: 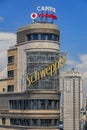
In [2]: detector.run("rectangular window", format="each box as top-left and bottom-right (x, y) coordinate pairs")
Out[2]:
(8, 70), (14, 78)
(54, 34), (58, 41)
(41, 100), (45, 109)
(47, 100), (52, 109)
(32, 119), (37, 126)
(40, 33), (46, 40)
(48, 34), (52, 40)
(8, 56), (14, 64)
(27, 34), (31, 41)
(41, 119), (51, 126)
(33, 34), (38, 40)
(7, 85), (14, 92)
(2, 118), (6, 125)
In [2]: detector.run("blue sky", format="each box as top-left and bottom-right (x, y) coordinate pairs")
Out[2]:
(0, 0), (87, 61)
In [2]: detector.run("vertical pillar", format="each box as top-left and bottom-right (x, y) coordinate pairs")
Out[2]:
(0, 118), (2, 125)
(6, 118), (10, 125)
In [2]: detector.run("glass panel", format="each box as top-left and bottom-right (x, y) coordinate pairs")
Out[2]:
(40, 100), (45, 109)
(7, 85), (14, 92)
(8, 70), (14, 78)
(33, 34), (38, 40)
(8, 56), (14, 64)
(54, 34), (58, 41)
(2, 118), (6, 125)
(26, 51), (59, 89)
(40, 33), (46, 40)
(48, 34), (52, 40)
(27, 34), (31, 41)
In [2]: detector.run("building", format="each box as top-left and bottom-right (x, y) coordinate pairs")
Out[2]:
(63, 68), (82, 130)
(83, 99), (87, 130)
(0, 6), (66, 130)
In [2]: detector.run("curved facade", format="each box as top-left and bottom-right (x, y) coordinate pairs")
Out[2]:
(17, 23), (60, 91)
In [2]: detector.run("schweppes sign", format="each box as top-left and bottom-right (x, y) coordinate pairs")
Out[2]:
(26, 56), (66, 87)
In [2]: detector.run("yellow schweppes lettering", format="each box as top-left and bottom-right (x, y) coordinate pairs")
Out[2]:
(26, 56), (66, 87)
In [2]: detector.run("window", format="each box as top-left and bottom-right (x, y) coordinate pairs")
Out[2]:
(8, 56), (14, 64)
(33, 34), (38, 40)
(48, 34), (52, 40)
(27, 34), (31, 41)
(47, 100), (52, 109)
(10, 118), (59, 126)
(54, 119), (58, 126)
(40, 33), (46, 40)
(26, 33), (59, 42)
(32, 119), (37, 126)
(2, 118), (6, 125)
(8, 70), (14, 78)
(54, 34), (58, 41)
(41, 119), (52, 126)
(54, 100), (59, 110)
(33, 100), (38, 109)
(7, 85), (14, 92)
(41, 100), (45, 109)
(9, 99), (59, 110)
(10, 118), (31, 126)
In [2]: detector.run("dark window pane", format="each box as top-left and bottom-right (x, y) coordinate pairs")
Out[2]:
(8, 70), (14, 78)
(41, 100), (45, 109)
(40, 33), (46, 40)
(8, 56), (14, 64)
(33, 34), (38, 40)
(2, 118), (6, 125)
(48, 34), (52, 40)
(41, 119), (52, 126)
(54, 35), (58, 41)
(47, 100), (52, 109)
(7, 85), (14, 92)
(27, 34), (31, 41)
(32, 119), (37, 126)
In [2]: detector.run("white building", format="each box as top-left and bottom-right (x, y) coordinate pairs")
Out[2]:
(63, 68), (82, 130)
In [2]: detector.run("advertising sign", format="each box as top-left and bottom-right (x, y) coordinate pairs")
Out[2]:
(26, 56), (66, 87)
(31, 6), (57, 23)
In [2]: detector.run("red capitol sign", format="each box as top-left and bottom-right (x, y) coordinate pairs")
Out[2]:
(31, 6), (57, 21)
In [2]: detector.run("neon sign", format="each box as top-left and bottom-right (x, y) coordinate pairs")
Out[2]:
(37, 6), (56, 13)
(38, 13), (57, 20)
(26, 56), (66, 87)
(31, 6), (57, 23)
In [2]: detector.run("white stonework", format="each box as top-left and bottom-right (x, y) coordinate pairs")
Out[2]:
(63, 69), (82, 130)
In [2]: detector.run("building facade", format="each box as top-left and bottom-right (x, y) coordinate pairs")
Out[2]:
(63, 69), (82, 130)
(0, 20), (66, 130)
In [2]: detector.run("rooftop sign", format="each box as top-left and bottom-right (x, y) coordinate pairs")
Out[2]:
(31, 6), (57, 23)
(37, 6), (56, 13)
